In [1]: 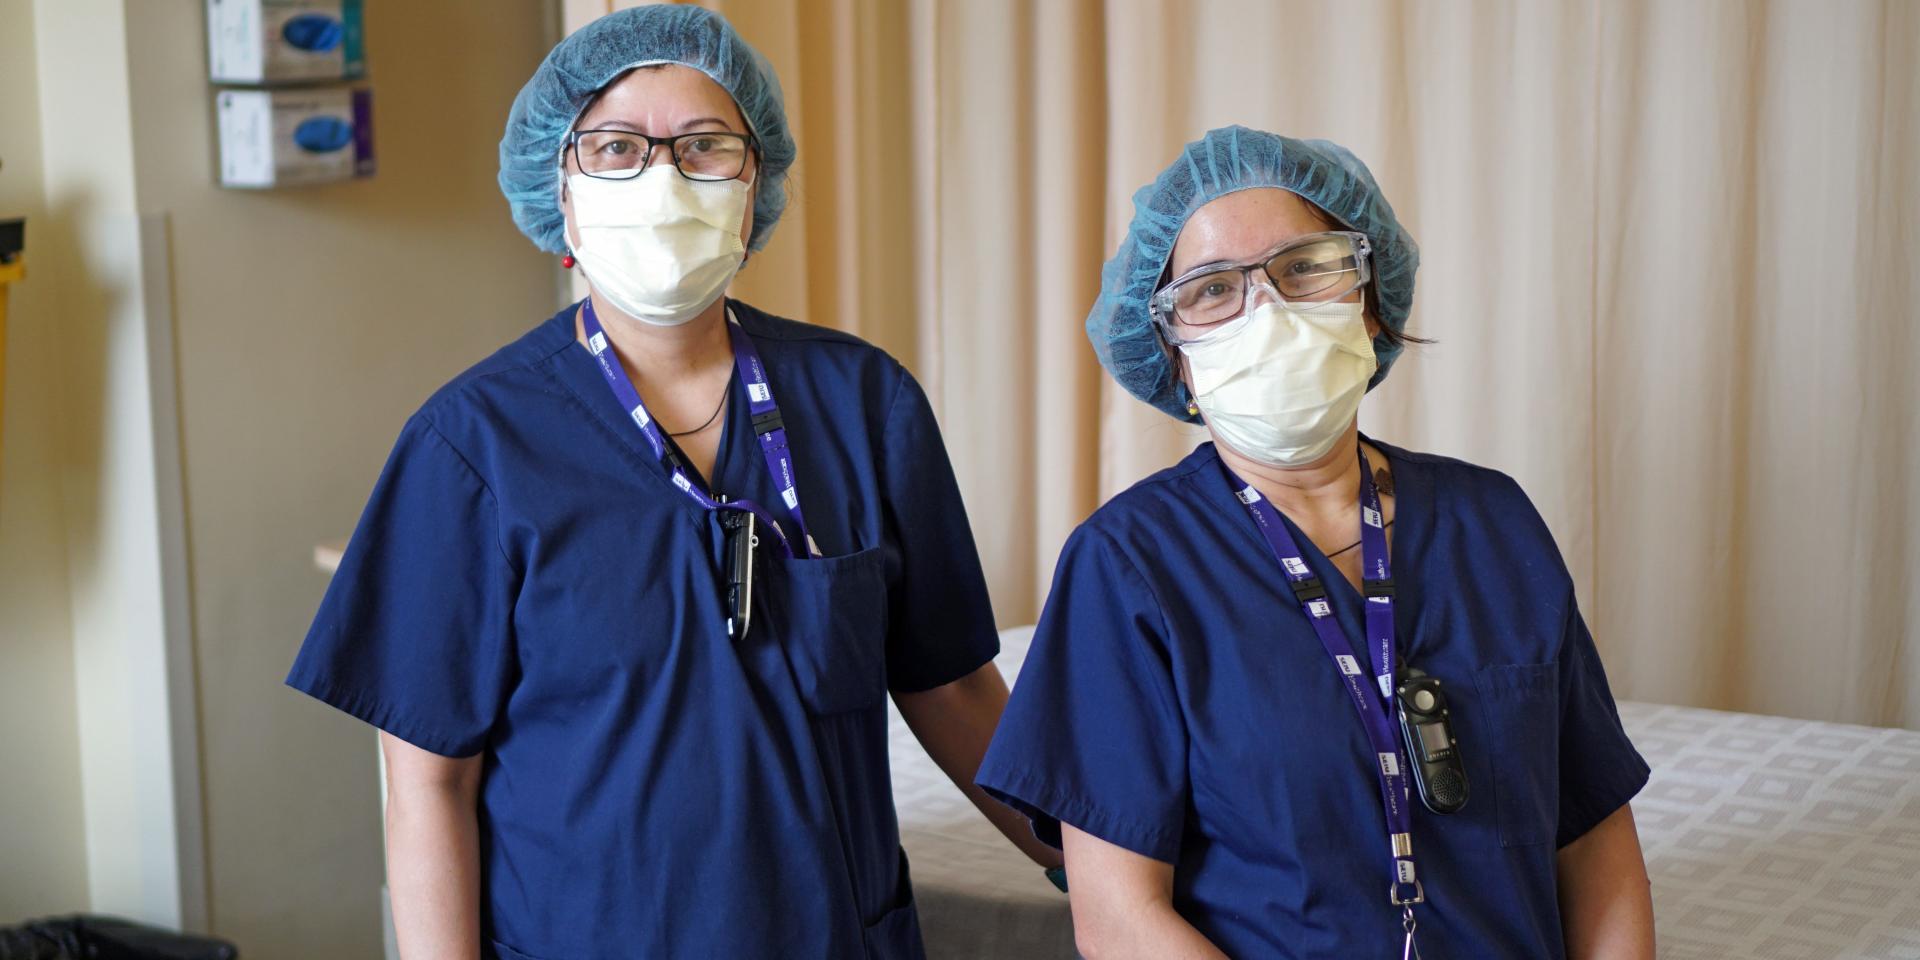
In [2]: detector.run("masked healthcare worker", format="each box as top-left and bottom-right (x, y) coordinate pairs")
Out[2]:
(975, 127), (1655, 959)
(286, 7), (1059, 958)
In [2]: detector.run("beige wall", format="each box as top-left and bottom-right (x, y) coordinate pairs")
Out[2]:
(0, 0), (90, 921)
(36, 0), (205, 925)
(2, 0), (562, 951)
(121, 1), (560, 954)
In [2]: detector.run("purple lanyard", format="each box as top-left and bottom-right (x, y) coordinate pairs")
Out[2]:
(1225, 449), (1423, 911)
(581, 297), (819, 559)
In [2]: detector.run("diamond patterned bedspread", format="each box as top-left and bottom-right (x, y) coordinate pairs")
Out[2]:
(1624, 702), (1920, 959)
(890, 628), (1920, 959)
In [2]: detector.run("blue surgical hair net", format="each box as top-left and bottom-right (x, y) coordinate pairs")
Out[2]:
(1089, 126), (1420, 422)
(499, 5), (795, 255)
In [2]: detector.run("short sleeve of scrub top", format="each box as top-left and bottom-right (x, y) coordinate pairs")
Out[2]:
(877, 371), (1003, 692)
(1553, 601), (1647, 848)
(976, 525), (1189, 861)
(288, 415), (518, 758)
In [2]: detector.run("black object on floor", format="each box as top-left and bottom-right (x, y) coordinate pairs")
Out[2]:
(0, 915), (238, 960)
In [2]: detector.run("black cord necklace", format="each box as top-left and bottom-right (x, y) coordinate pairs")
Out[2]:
(666, 389), (728, 437)
(1326, 466), (1398, 558)
(1326, 519), (1394, 558)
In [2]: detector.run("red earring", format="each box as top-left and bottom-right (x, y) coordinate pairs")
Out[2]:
(561, 253), (576, 269)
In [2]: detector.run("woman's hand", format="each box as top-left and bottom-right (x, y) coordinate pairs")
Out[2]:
(1060, 824), (1229, 960)
(894, 662), (1064, 869)
(381, 731), (484, 960)
(1557, 802), (1656, 959)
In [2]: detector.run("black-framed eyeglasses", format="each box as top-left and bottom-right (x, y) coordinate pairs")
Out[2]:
(566, 129), (756, 182)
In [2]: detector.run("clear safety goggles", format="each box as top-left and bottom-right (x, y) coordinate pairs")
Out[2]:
(1150, 230), (1372, 345)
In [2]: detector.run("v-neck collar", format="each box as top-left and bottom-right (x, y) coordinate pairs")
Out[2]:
(1197, 435), (1429, 651)
(657, 367), (744, 496)
(545, 301), (751, 520)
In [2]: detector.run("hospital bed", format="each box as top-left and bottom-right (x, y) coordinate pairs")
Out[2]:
(893, 627), (1920, 959)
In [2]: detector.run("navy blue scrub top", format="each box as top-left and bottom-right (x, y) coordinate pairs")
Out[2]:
(288, 300), (999, 960)
(976, 441), (1649, 960)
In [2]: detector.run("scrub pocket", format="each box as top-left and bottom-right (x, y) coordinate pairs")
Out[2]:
(767, 545), (890, 714)
(863, 849), (927, 960)
(1474, 662), (1559, 848)
(489, 940), (552, 960)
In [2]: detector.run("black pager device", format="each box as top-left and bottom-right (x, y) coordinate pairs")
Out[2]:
(721, 509), (757, 639)
(1395, 668), (1468, 814)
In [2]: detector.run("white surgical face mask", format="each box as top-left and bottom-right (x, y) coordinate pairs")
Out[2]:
(1179, 299), (1378, 468)
(567, 165), (751, 326)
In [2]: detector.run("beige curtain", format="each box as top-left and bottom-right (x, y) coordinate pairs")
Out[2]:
(573, 0), (1920, 728)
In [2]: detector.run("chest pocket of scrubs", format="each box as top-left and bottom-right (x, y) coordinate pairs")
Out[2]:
(1474, 662), (1559, 848)
(766, 545), (890, 714)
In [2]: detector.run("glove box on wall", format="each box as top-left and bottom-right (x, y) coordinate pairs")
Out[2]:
(216, 88), (375, 188)
(208, 0), (366, 85)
